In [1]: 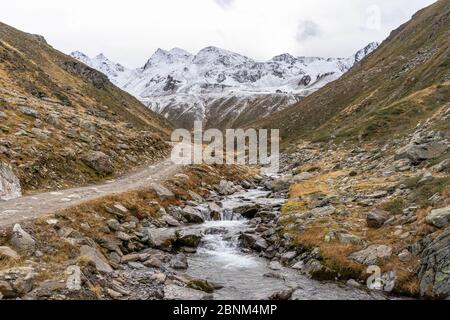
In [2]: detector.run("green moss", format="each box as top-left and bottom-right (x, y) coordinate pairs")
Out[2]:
(381, 198), (406, 215)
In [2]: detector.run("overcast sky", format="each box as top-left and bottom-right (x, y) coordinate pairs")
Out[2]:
(0, 0), (436, 67)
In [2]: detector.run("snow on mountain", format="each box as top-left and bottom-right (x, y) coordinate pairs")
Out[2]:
(71, 42), (379, 129)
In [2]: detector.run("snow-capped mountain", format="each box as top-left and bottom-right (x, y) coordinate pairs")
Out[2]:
(71, 42), (378, 129)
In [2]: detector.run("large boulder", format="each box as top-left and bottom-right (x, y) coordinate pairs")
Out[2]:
(10, 224), (36, 254)
(239, 233), (268, 252)
(146, 228), (178, 251)
(79, 245), (113, 273)
(176, 229), (202, 248)
(150, 183), (174, 199)
(0, 163), (22, 201)
(426, 206), (450, 228)
(82, 151), (113, 175)
(395, 142), (448, 163)
(366, 208), (389, 229)
(181, 206), (204, 224)
(419, 228), (450, 298)
(349, 245), (392, 265)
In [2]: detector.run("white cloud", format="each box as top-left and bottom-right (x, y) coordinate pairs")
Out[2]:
(214, 0), (234, 9)
(295, 20), (321, 42)
(0, 0), (437, 67)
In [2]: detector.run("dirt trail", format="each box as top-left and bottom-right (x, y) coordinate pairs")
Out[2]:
(0, 158), (181, 227)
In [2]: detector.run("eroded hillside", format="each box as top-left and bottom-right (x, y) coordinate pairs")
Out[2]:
(0, 22), (173, 193)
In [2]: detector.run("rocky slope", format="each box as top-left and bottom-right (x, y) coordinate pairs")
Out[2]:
(245, 0), (450, 299)
(72, 43), (378, 129)
(0, 22), (173, 195)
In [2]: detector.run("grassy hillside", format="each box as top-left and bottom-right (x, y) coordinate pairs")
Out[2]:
(0, 22), (173, 192)
(252, 0), (449, 147)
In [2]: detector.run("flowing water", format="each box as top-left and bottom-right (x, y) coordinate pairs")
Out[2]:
(182, 188), (386, 300)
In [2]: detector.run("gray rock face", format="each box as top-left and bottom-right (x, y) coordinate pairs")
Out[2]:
(426, 206), (450, 228)
(170, 253), (188, 270)
(367, 208), (389, 229)
(181, 206), (205, 224)
(239, 233), (268, 252)
(79, 245), (113, 273)
(419, 228), (450, 298)
(82, 151), (113, 175)
(395, 142), (448, 163)
(349, 245), (392, 265)
(10, 224), (36, 254)
(0, 163), (22, 201)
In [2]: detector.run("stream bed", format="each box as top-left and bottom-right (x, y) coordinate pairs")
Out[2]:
(181, 188), (386, 300)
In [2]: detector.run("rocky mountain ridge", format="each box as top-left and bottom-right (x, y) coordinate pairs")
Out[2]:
(72, 43), (379, 129)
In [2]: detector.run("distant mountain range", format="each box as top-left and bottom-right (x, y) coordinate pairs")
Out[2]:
(72, 43), (379, 129)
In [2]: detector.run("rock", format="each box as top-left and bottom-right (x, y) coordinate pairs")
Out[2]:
(426, 206), (450, 228)
(170, 254), (188, 270)
(217, 180), (236, 195)
(419, 228), (450, 298)
(419, 171), (433, 183)
(151, 272), (167, 284)
(10, 224), (35, 254)
(107, 288), (123, 299)
(176, 229), (202, 248)
(107, 219), (121, 231)
(0, 162), (22, 201)
(161, 215), (181, 227)
(337, 233), (364, 245)
(20, 106), (39, 118)
(268, 261), (283, 271)
(398, 249), (412, 262)
(0, 267), (36, 298)
(121, 253), (140, 263)
(431, 159), (449, 173)
(0, 246), (19, 260)
(164, 284), (211, 300)
(79, 245), (113, 273)
(346, 279), (361, 287)
(271, 176), (292, 193)
(349, 245), (392, 265)
(395, 142), (448, 163)
(293, 172), (313, 181)
(367, 190), (388, 199)
(150, 183), (174, 199)
(144, 257), (163, 268)
(146, 228), (177, 250)
(367, 208), (389, 229)
(116, 231), (132, 242)
(269, 288), (294, 300)
(82, 151), (113, 175)
(239, 233), (268, 252)
(187, 279), (215, 293)
(281, 251), (297, 263)
(181, 206), (204, 224)
(65, 266), (82, 291)
(234, 204), (260, 219)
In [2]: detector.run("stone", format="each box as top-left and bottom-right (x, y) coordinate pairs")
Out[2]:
(419, 227), (450, 297)
(146, 228), (177, 250)
(121, 253), (140, 263)
(234, 204), (261, 219)
(65, 266), (82, 291)
(398, 249), (412, 262)
(170, 254), (188, 270)
(269, 288), (294, 300)
(268, 261), (283, 271)
(107, 219), (121, 231)
(82, 151), (113, 175)
(217, 180), (236, 195)
(281, 251), (297, 263)
(150, 182), (174, 199)
(395, 142), (448, 163)
(0, 246), (19, 260)
(144, 257), (163, 268)
(181, 206), (204, 224)
(20, 106), (40, 118)
(164, 284), (211, 300)
(79, 245), (113, 273)
(431, 159), (449, 173)
(349, 245), (392, 265)
(426, 206), (450, 228)
(337, 233), (364, 245)
(0, 267), (36, 298)
(176, 229), (202, 248)
(10, 224), (36, 254)
(239, 233), (268, 252)
(367, 208), (389, 229)
(161, 215), (180, 227)
(0, 162), (22, 201)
